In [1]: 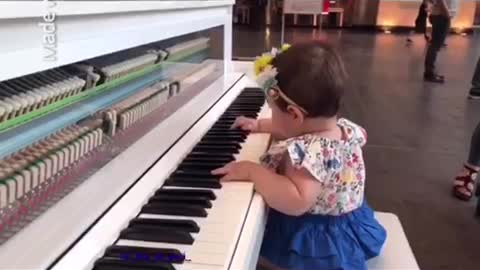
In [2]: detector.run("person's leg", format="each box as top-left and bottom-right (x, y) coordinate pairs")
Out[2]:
(453, 121), (480, 200)
(424, 15), (450, 82)
(440, 17), (450, 48)
(468, 57), (480, 99)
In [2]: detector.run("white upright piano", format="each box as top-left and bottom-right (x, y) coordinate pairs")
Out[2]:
(0, 1), (270, 269)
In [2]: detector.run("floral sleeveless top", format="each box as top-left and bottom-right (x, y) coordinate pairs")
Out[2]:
(260, 118), (367, 216)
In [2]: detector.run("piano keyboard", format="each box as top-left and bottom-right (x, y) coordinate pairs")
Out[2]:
(90, 87), (271, 270)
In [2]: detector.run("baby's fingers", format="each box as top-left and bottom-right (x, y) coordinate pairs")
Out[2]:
(219, 173), (234, 182)
(211, 167), (227, 175)
(211, 162), (233, 175)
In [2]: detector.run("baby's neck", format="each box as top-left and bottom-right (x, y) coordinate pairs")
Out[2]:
(296, 116), (340, 138)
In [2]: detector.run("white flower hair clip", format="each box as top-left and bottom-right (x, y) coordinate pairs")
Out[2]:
(255, 65), (279, 92)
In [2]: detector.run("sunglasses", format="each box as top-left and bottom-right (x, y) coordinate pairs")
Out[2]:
(266, 86), (309, 115)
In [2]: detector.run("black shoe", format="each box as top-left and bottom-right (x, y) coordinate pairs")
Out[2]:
(424, 73), (445, 83)
(468, 88), (480, 99)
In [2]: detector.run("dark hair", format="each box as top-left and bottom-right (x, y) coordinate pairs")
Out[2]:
(271, 40), (347, 117)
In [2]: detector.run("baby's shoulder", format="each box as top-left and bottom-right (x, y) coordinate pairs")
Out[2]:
(337, 118), (367, 146)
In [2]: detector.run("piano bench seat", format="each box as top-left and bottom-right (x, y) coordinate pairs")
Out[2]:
(367, 212), (420, 270)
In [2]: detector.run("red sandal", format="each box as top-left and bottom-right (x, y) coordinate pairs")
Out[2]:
(453, 165), (478, 201)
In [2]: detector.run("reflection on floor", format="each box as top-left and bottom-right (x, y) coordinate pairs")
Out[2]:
(234, 26), (480, 270)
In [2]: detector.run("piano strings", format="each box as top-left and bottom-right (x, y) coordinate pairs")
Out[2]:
(0, 36), (220, 244)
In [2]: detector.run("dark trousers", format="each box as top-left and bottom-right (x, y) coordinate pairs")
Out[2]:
(471, 57), (480, 89)
(414, 3), (427, 33)
(425, 15), (450, 75)
(468, 121), (480, 167)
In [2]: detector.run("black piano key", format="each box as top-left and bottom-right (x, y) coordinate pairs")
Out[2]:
(141, 202), (208, 217)
(155, 188), (216, 200)
(206, 130), (247, 135)
(209, 125), (237, 130)
(207, 127), (247, 132)
(229, 102), (263, 106)
(178, 162), (228, 170)
(172, 170), (218, 178)
(195, 141), (241, 148)
(164, 179), (222, 189)
(104, 245), (185, 264)
(93, 257), (175, 270)
(191, 145), (239, 154)
(186, 152), (236, 159)
(120, 227), (194, 244)
(148, 194), (212, 208)
(129, 218), (200, 233)
(199, 140), (241, 145)
(225, 108), (261, 112)
(169, 175), (219, 182)
(221, 112), (257, 117)
(218, 116), (239, 121)
(200, 134), (245, 141)
(183, 156), (233, 163)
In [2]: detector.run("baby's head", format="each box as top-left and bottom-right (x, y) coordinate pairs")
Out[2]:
(265, 40), (347, 138)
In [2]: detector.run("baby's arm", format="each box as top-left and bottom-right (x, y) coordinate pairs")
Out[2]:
(248, 160), (323, 216)
(257, 118), (272, 133)
(232, 116), (272, 134)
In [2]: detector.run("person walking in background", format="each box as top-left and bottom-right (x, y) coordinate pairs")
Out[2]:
(407, 1), (430, 44)
(452, 57), (480, 201)
(423, 0), (459, 83)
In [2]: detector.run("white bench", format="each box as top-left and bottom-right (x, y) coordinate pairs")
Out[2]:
(368, 212), (420, 270)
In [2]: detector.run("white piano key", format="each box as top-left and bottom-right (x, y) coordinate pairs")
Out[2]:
(138, 202), (248, 224)
(116, 240), (228, 266)
(190, 231), (235, 244)
(161, 183), (254, 195)
(138, 214), (238, 228)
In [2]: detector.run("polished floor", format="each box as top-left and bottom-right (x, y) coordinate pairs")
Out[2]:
(233, 26), (480, 270)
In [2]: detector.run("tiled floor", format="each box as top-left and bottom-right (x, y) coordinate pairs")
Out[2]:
(233, 26), (480, 270)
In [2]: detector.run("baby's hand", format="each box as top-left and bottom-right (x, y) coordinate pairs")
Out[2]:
(211, 161), (256, 182)
(231, 116), (259, 132)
